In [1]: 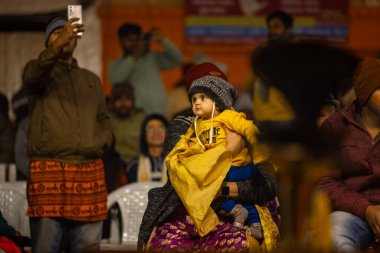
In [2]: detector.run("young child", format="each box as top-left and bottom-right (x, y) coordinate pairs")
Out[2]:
(185, 63), (265, 240)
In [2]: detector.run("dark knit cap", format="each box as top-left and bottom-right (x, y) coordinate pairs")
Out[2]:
(45, 15), (67, 47)
(185, 63), (238, 110)
(353, 58), (380, 106)
(118, 23), (142, 39)
(110, 83), (135, 103)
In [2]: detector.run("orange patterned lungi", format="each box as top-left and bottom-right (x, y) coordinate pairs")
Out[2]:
(27, 159), (107, 221)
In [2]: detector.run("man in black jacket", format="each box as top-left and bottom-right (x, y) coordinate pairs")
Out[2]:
(23, 15), (113, 253)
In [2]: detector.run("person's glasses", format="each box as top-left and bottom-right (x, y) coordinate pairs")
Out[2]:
(146, 125), (166, 133)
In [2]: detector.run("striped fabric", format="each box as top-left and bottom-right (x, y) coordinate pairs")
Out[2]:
(27, 160), (107, 221)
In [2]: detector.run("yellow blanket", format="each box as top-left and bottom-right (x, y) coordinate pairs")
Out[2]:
(166, 129), (232, 236)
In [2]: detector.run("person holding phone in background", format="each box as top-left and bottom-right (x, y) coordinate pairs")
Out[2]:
(22, 15), (113, 253)
(108, 23), (183, 115)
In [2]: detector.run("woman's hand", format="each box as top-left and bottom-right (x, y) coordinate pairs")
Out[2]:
(221, 181), (239, 198)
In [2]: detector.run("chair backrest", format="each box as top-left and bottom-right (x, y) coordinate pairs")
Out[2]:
(107, 182), (162, 245)
(0, 181), (29, 236)
(0, 163), (17, 182)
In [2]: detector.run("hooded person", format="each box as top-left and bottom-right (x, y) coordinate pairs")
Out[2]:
(164, 62), (279, 244)
(125, 113), (169, 183)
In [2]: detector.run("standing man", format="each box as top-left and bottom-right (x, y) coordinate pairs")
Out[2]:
(318, 59), (380, 252)
(108, 23), (183, 115)
(22, 15), (113, 253)
(247, 10), (296, 133)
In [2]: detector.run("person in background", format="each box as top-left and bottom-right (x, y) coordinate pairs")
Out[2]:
(108, 82), (146, 164)
(125, 114), (169, 183)
(0, 92), (14, 164)
(108, 23), (183, 115)
(22, 15), (112, 253)
(14, 116), (29, 179)
(11, 87), (28, 130)
(12, 87), (29, 178)
(318, 58), (380, 252)
(246, 10), (296, 133)
(0, 210), (31, 252)
(102, 137), (128, 193)
(266, 10), (296, 44)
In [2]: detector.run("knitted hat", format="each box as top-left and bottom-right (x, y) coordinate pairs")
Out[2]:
(45, 15), (67, 47)
(110, 83), (135, 103)
(184, 62), (228, 91)
(185, 63), (238, 110)
(353, 58), (380, 106)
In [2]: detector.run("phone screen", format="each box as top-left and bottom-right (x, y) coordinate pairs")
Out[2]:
(68, 5), (83, 36)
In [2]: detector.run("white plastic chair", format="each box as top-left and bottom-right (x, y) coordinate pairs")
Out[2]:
(0, 181), (29, 237)
(103, 182), (162, 250)
(0, 163), (17, 182)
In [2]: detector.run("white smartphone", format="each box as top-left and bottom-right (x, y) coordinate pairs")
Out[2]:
(68, 5), (83, 36)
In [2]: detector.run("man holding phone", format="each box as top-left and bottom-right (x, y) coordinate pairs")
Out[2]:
(23, 15), (113, 253)
(108, 23), (183, 115)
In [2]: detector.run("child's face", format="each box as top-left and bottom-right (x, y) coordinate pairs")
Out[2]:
(191, 92), (216, 119)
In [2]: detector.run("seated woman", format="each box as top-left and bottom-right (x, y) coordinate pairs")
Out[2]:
(125, 114), (169, 183)
(138, 63), (280, 252)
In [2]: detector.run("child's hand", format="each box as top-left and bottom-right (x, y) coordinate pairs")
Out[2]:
(223, 124), (245, 155)
(151, 27), (164, 44)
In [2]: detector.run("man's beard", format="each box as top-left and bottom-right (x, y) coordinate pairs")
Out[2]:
(114, 108), (132, 118)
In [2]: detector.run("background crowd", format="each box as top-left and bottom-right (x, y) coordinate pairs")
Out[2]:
(0, 4), (380, 253)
